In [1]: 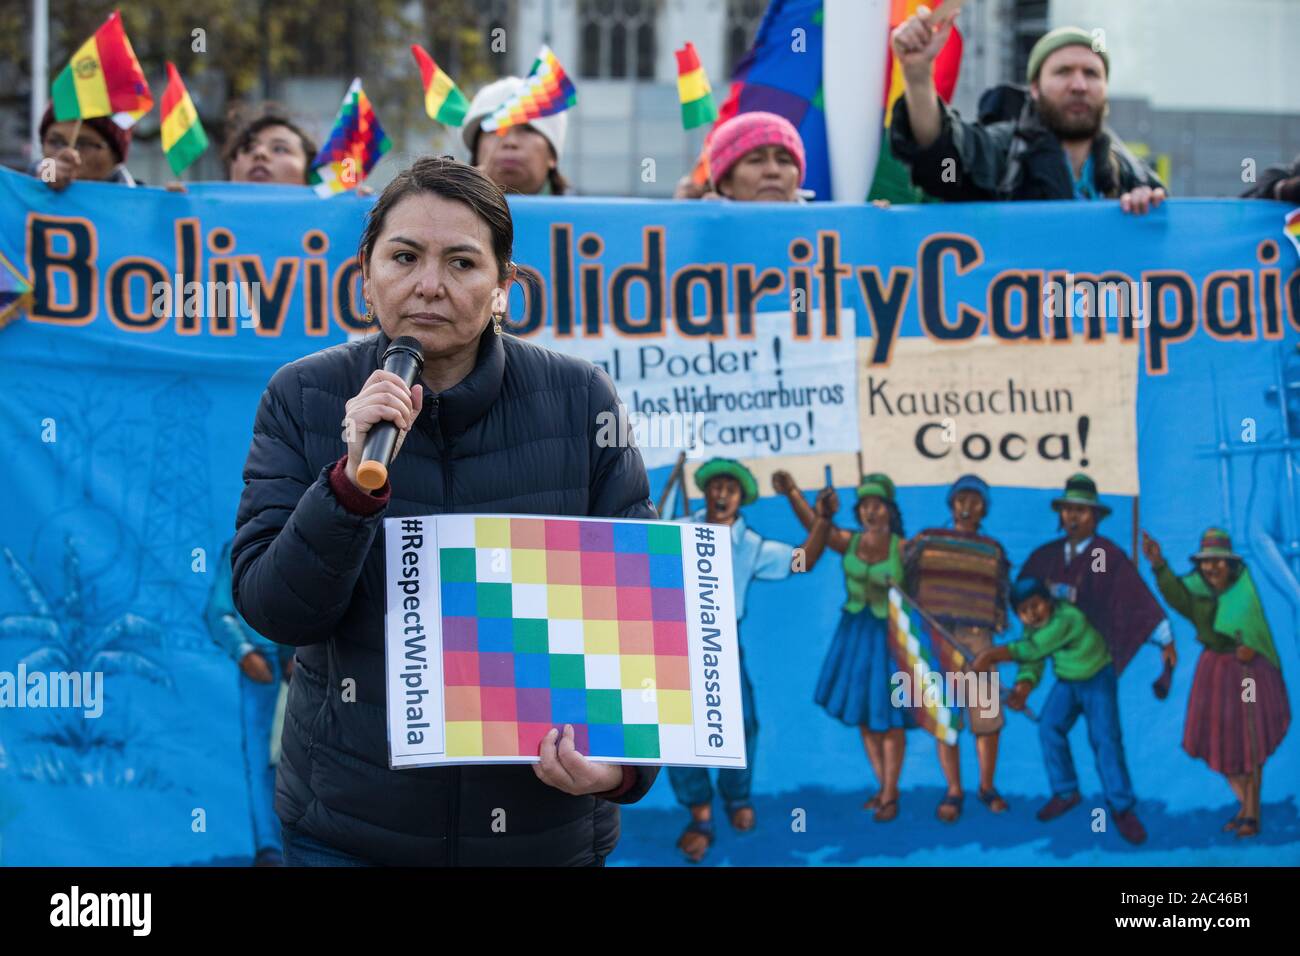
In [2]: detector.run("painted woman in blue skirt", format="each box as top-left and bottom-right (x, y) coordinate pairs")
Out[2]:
(779, 471), (911, 821)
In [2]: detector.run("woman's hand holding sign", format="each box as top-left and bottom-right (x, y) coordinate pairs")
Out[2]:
(533, 724), (625, 795)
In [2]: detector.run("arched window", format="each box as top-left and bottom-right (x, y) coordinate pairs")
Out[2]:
(577, 0), (659, 79)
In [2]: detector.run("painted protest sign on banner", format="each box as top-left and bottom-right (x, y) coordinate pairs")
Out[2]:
(857, 337), (1140, 493)
(530, 311), (858, 467)
(1, 165), (1298, 867)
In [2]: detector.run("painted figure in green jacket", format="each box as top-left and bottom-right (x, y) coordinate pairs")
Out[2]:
(1141, 528), (1291, 839)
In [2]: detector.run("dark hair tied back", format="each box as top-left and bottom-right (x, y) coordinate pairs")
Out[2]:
(357, 156), (514, 281)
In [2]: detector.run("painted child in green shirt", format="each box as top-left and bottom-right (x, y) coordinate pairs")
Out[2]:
(974, 576), (1147, 844)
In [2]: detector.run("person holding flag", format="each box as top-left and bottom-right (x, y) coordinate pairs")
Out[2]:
(462, 47), (577, 196)
(34, 10), (152, 190)
(34, 106), (137, 190)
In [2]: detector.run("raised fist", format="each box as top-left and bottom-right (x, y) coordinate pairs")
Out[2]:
(889, 4), (955, 78)
(771, 470), (796, 495)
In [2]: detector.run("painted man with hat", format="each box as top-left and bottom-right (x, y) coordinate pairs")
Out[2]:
(889, 10), (1165, 211)
(904, 474), (1012, 822)
(975, 575), (1147, 843)
(1012, 473), (1172, 837)
(1141, 527), (1291, 839)
(665, 458), (833, 862)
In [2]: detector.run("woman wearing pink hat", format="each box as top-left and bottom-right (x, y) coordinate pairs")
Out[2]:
(707, 111), (808, 202)
(673, 111), (808, 203)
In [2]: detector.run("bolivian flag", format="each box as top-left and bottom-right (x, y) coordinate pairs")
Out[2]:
(675, 42), (717, 130)
(160, 62), (209, 175)
(51, 10), (153, 127)
(411, 45), (469, 126)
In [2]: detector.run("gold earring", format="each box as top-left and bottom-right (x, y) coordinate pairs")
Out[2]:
(363, 304), (374, 324)
(492, 312), (503, 335)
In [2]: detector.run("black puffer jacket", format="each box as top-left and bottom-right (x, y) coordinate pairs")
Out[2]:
(231, 327), (658, 865)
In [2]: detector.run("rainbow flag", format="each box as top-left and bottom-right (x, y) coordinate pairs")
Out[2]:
(479, 45), (577, 135)
(675, 42), (717, 130)
(310, 78), (392, 198)
(886, 586), (967, 744)
(51, 10), (153, 128)
(160, 62), (209, 175)
(1285, 208), (1300, 258)
(411, 44), (469, 127)
(692, 0), (829, 198)
(0, 250), (33, 331)
(868, 0), (963, 203)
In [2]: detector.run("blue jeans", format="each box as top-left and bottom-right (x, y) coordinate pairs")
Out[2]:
(240, 670), (284, 856)
(1038, 663), (1136, 813)
(282, 825), (377, 866)
(668, 651), (757, 813)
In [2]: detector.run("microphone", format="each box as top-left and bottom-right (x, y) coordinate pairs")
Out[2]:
(356, 336), (424, 490)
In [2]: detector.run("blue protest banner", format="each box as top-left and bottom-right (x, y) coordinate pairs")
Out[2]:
(1, 165), (1296, 865)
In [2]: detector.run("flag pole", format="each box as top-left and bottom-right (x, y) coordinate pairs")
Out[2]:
(31, 0), (48, 158)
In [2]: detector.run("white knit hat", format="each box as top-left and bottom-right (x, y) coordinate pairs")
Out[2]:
(461, 76), (569, 163)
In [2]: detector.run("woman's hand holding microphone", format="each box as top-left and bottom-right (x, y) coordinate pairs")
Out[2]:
(342, 370), (424, 492)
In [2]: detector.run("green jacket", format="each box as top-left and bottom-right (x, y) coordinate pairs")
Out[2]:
(1007, 601), (1111, 688)
(842, 533), (903, 619)
(1155, 564), (1281, 669)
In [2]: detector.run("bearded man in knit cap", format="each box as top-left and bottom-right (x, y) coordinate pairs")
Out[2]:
(888, 9), (1165, 212)
(33, 104), (137, 190)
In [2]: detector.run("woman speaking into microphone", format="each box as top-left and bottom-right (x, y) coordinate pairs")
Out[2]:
(231, 157), (657, 866)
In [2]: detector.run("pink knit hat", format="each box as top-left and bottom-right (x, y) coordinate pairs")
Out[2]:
(707, 111), (806, 189)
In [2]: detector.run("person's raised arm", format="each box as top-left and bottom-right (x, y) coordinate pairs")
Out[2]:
(798, 489), (837, 569)
(891, 5), (955, 151)
(773, 470), (851, 554)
